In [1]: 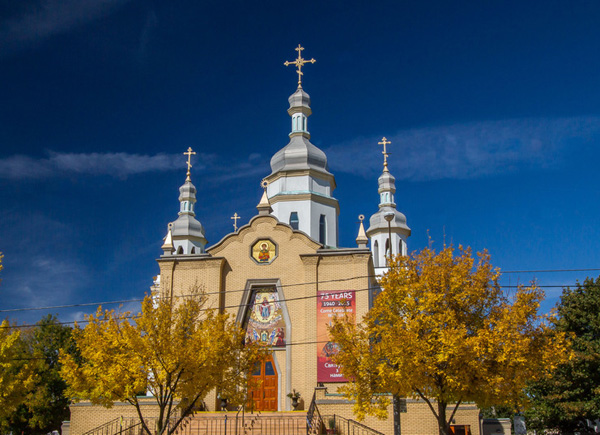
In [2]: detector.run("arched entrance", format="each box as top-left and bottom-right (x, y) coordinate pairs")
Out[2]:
(249, 355), (278, 411)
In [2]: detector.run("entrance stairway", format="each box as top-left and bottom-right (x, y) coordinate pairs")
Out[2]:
(81, 411), (384, 435)
(181, 412), (308, 435)
(107, 412), (308, 435)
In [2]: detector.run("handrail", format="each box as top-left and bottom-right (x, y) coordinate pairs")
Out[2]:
(81, 412), (308, 435)
(306, 391), (324, 435)
(81, 417), (139, 435)
(322, 415), (385, 435)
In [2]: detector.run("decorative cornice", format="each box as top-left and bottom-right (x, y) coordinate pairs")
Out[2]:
(265, 169), (336, 190)
(268, 192), (340, 212)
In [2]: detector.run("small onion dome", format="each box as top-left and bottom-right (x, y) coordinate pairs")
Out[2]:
(287, 88), (312, 116)
(367, 208), (411, 237)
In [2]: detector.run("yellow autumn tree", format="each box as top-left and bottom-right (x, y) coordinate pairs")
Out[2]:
(61, 290), (262, 435)
(329, 246), (570, 435)
(0, 320), (37, 429)
(1, 255), (37, 429)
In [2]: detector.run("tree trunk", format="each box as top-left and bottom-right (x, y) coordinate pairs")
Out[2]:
(437, 400), (449, 435)
(392, 394), (401, 435)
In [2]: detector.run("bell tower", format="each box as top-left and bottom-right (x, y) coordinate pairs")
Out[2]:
(163, 147), (207, 256)
(367, 138), (410, 272)
(265, 45), (339, 247)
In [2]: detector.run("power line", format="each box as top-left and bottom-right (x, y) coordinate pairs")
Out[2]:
(0, 276), (588, 331)
(0, 274), (375, 314)
(4, 339), (345, 362)
(0, 285), (374, 329)
(500, 268), (600, 274)
(1, 268), (597, 315)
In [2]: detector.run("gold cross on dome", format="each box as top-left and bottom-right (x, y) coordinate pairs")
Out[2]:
(231, 212), (241, 232)
(284, 44), (316, 89)
(183, 147), (196, 179)
(378, 137), (391, 171)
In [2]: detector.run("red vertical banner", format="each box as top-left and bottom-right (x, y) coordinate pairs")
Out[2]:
(317, 290), (355, 383)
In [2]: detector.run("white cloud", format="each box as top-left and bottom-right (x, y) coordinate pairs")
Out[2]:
(207, 152), (269, 184)
(325, 116), (600, 181)
(0, 0), (132, 53)
(0, 151), (215, 180)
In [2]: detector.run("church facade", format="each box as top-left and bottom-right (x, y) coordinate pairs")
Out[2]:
(66, 47), (481, 435)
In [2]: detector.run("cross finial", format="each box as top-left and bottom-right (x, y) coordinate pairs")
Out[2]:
(231, 212), (241, 232)
(378, 137), (391, 172)
(183, 147), (196, 181)
(284, 44), (316, 89)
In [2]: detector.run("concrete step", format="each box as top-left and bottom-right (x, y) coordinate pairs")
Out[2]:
(178, 412), (308, 435)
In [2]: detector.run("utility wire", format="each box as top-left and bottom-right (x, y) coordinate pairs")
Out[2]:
(500, 268), (600, 274)
(2, 266), (598, 314)
(4, 339), (345, 362)
(0, 276), (589, 330)
(0, 285), (373, 329)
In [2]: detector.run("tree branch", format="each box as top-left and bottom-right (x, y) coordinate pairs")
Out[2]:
(127, 396), (153, 435)
(447, 399), (462, 426)
(415, 388), (439, 420)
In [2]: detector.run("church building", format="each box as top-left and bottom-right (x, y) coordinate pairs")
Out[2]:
(66, 46), (481, 435)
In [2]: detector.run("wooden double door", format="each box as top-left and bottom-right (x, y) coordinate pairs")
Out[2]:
(249, 355), (278, 411)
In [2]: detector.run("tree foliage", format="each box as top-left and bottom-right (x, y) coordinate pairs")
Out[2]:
(525, 276), (600, 433)
(0, 320), (36, 430)
(4, 315), (76, 435)
(0, 254), (36, 429)
(329, 246), (569, 435)
(61, 291), (261, 435)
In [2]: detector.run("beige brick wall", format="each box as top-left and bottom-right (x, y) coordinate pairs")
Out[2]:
(316, 388), (480, 435)
(69, 398), (173, 435)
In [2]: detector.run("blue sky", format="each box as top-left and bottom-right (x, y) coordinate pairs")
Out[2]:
(1, 0), (599, 324)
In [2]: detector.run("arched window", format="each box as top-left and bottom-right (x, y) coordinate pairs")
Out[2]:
(191, 247), (196, 254)
(289, 212), (299, 230)
(177, 246), (184, 255)
(373, 241), (379, 267)
(319, 215), (326, 245)
(385, 238), (390, 266)
(398, 240), (403, 256)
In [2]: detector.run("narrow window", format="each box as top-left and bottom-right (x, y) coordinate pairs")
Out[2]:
(373, 241), (379, 268)
(191, 247), (196, 254)
(177, 246), (183, 255)
(319, 215), (326, 245)
(289, 212), (299, 230)
(385, 238), (390, 265)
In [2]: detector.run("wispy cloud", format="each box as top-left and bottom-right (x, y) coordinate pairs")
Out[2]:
(206, 153), (268, 184)
(136, 9), (158, 62)
(0, 151), (215, 180)
(0, 212), (88, 312)
(0, 0), (132, 54)
(325, 116), (600, 181)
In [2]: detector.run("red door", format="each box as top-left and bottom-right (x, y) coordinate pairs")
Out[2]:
(249, 355), (278, 411)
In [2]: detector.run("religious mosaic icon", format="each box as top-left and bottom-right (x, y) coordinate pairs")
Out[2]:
(251, 239), (277, 265)
(245, 288), (286, 347)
